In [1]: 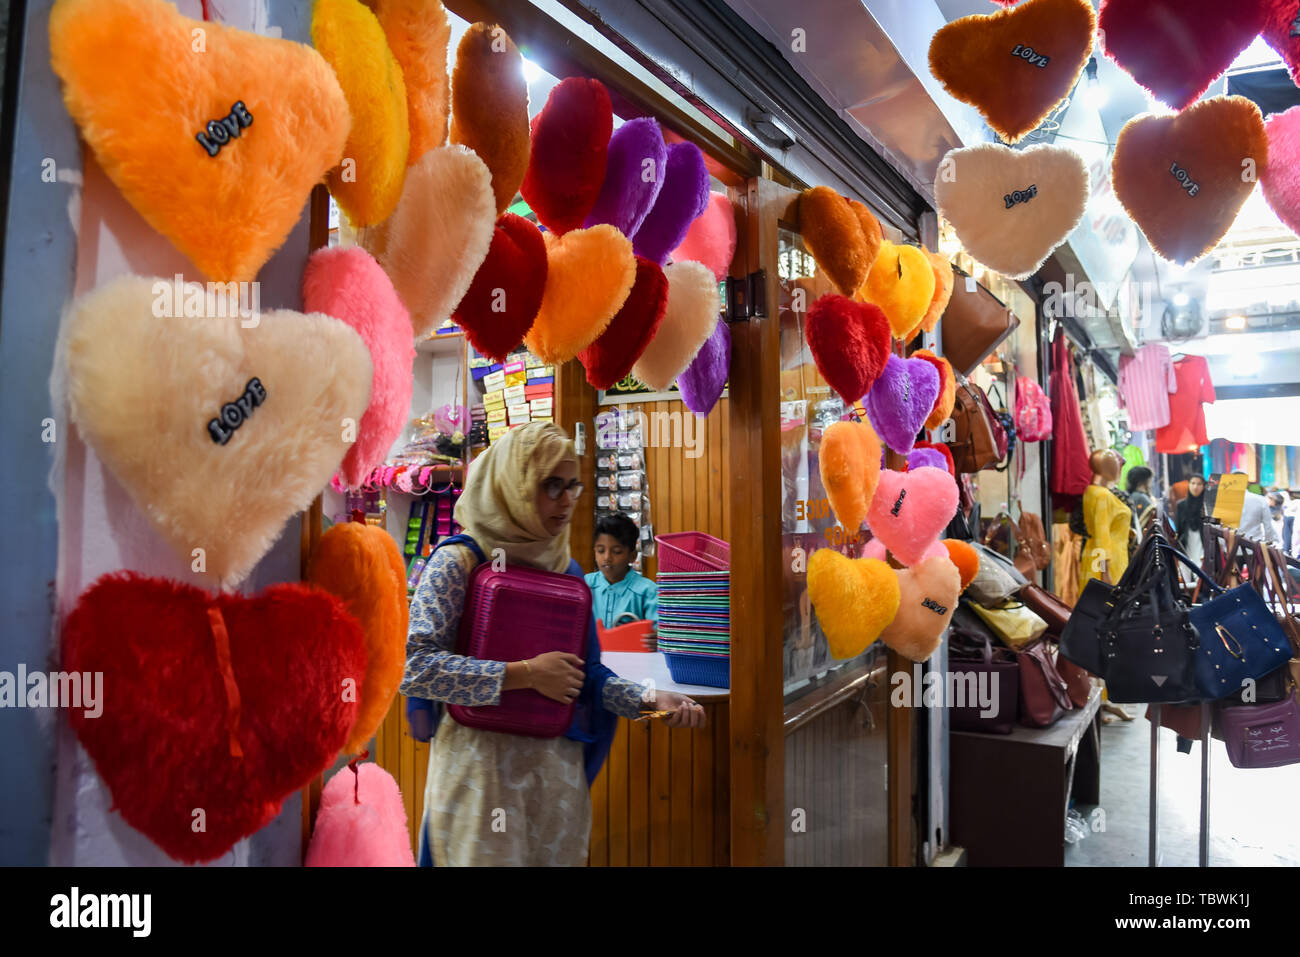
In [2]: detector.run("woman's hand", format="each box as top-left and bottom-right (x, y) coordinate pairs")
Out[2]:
(654, 691), (707, 728)
(526, 651), (585, 703)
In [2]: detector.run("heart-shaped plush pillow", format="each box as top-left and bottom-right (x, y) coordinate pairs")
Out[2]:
(365, 145), (498, 337)
(862, 537), (948, 565)
(819, 420), (883, 535)
(1099, 0), (1269, 111)
(48, 0), (350, 282)
(307, 523), (408, 754)
(64, 572), (366, 863)
(584, 118), (668, 236)
(860, 243), (937, 340)
(1263, 1), (1300, 89)
(525, 225), (637, 364)
(1112, 96), (1267, 265)
(449, 22), (531, 215)
(633, 142), (711, 265)
(864, 355), (941, 454)
(630, 261), (721, 391)
(452, 212), (549, 361)
(302, 246), (414, 490)
(305, 762), (416, 867)
(943, 539), (980, 591)
(799, 187), (880, 296)
(911, 349), (956, 430)
(907, 447), (948, 472)
(807, 549), (900, 660)
(919, 251), (955, 335)
(672, 191), (737, 281)
(805, 294), (892, 404)
(577, 256), (669, 390)
(879, 556), (960, 662)
(929, 0), (1095, 143)
(935, 143), (1089, 280)
(313, 0), (410, 227)
(913, 440), (956, 479)
(64, 276), (372, 589)
(520, 77), (612, 234)
(1262, 106), (1300, 237)
(371, 0), (452, 164)
(676, 319), (731, 416)
(867, 467), (959, 566)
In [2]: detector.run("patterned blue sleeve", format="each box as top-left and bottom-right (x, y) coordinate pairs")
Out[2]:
(601, 676), (648, 719)
(398, 545), (506, 706)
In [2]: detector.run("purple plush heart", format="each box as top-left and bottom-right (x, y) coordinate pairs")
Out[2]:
(676, 319), (730, 416)
(584, 118), (667, 237)
(907, 448), (947, 472)
(633, 142), (710, 265)
(863, 354), (940, 455)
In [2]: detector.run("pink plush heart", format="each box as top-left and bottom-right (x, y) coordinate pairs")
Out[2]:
(867, 467), (959, 567)
(862, 536), (948, 566)
(1262, 106), (1300, 236)
(879, 556), (961, 662)
(863, 354), (940, 455)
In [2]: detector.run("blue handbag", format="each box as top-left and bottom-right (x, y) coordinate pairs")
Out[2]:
(1159, 544), (1296, 700)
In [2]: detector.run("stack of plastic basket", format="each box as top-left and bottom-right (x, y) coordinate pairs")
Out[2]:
(654, 531), (730, 688)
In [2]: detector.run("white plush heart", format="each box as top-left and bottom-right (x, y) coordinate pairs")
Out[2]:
(934, 143), (1088, 280)
(64, 275), (372, 588)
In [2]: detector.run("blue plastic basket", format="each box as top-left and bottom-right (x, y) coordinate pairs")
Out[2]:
(663, 651), (730, 689)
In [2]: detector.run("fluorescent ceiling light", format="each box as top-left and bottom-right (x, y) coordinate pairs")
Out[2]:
(1225, 314), (1247, 330)
(1173, 292), (1190, 306)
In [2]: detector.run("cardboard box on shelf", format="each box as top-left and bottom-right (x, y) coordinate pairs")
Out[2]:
(483, 370), (506, 392)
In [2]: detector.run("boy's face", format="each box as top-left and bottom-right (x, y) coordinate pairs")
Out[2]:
(594, 533), (634, 583)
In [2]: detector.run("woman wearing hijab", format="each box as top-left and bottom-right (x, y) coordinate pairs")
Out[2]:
(1175, 475), (1207, 575)
(399, 423), (705, 866)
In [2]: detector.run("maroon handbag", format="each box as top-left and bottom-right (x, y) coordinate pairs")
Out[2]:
(1218, 691), (1300, 769)
(1017, 640), (1073, 728)
(948, 616), (1020, 734)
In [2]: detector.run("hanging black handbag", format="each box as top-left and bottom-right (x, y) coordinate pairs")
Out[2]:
(1058, 531), (1165, 675)
(1096, 534), (1203, 704)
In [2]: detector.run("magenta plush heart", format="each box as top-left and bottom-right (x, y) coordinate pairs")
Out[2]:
(866, 467), (959, 567)
(863, 354), (940, 455)
(676, 319), (730, 416)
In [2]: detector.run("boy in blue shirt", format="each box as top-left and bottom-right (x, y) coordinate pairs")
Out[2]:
(585, 513), (658, 649)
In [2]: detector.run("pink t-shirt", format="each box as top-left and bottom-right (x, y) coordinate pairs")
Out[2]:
(1118, 343), (1177, 431)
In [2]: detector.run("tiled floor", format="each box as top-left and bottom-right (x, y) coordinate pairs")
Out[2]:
(1066, 710), (1300, 867)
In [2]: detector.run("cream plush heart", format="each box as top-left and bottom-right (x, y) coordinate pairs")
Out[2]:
(935, 143), (1088, 280)
(866, 467), (959, 567)
(361, 145), (497, 337)
(861, 537), (948, 566)
(879, 556), (960, 662)
(807, 549), (900, 661)
(49, 0), (350, 283)
(64, 276), (372, 589)
(631, 261), (721, 391)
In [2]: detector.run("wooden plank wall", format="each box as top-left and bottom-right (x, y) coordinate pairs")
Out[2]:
(374, 696), (427, 858)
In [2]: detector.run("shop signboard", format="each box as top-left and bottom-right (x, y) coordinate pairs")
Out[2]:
(1211, 472), (1249, 528)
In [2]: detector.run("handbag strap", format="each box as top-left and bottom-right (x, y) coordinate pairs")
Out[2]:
(1257, 545), (1300, 655)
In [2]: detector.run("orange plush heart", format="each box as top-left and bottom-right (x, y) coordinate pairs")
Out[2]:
(49, 0), (349, 282)
(1112, 96), (1268, 266)
(918, 251), (954, 335)
(525, 225), (637, 363)
(819, 420), (883, 535)
(929, 0), (1095, 144)
(799, 187), (877, 296)
(879, 556), (960, 662)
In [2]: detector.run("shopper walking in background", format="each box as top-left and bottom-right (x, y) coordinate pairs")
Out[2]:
(400, 423), (705, 866)
(1125, 466), (1156, 537)
(1174, 475), (1207, 576)
(1239, 489), (1279, 546)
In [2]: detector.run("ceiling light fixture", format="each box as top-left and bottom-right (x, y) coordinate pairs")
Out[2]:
(1173, 292), (1191, 307)
(1225, 314), (1248, 331)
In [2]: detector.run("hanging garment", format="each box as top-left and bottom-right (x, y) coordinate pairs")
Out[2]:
(1049, 332), (1093, 505)
(1275, 447), (1290, 488)
(1205, 438), (1231, 476)
(1078, 485), (1132, 594)
(1239, 444), (1257, 483)
(1289, 447), (1299, 487)
(1053, 523), (1082, 608)
(1118, 443), (1145, 490)
(1117, 343), (1177, 430)
(1154, 355), (1216, 454)
(1260, 445), (1276, 487)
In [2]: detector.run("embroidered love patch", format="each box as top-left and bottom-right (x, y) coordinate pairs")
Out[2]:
(208, 378), (267, 445)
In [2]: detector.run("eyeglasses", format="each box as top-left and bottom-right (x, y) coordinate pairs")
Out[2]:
(541, 477), (584, 501)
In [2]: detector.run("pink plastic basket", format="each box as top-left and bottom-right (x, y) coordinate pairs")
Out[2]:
(655, 532), (730, 573)
(449, 563), (591, 737)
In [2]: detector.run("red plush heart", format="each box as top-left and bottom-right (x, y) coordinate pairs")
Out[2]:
(577, 255), (669, 390)
(1263, 1), (1300, 88)
(519, 77), (612, 235)
(805, 294), (891, 405)
(452, 212), (548, 362)
(63, 573), (365, 864)
(1099, 0), (1269, 111)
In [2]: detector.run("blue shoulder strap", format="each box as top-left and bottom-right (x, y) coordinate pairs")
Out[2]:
(435, 533), (486, 565)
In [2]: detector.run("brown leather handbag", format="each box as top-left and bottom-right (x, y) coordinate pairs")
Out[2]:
(1018, 582), (1070, 635)
(940, 270), (1021, 376)
(1013, 510), (1052, 576)
(949, 380), (1000, 473)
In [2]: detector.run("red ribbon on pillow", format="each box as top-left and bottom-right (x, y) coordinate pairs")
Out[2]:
(206, 605), (244, 758)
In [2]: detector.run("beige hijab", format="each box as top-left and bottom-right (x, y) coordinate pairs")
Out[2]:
(453, 422), (577, 573)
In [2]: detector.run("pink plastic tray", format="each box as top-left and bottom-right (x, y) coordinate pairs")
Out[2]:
(449, 563), (592, 737)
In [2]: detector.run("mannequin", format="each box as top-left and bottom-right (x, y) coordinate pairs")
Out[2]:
(1081, 449), (1135, 722)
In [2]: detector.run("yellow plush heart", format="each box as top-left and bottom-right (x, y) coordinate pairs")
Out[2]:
(819, 420), (882, 535)
(313, 0), (410, 227)
(1112, 96), (1268, 266)
(48, 0), (350, 283)
(64, 276), (372, 589)
(525, 225), (636, 364)
(371, 0), (452, 164)
(808, 549), (900, 660)
(935, 143), (1089, 280)
(879, 556), (961, 662)
(929, 0), (1095, 144)
(859, 243), (936, 340)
